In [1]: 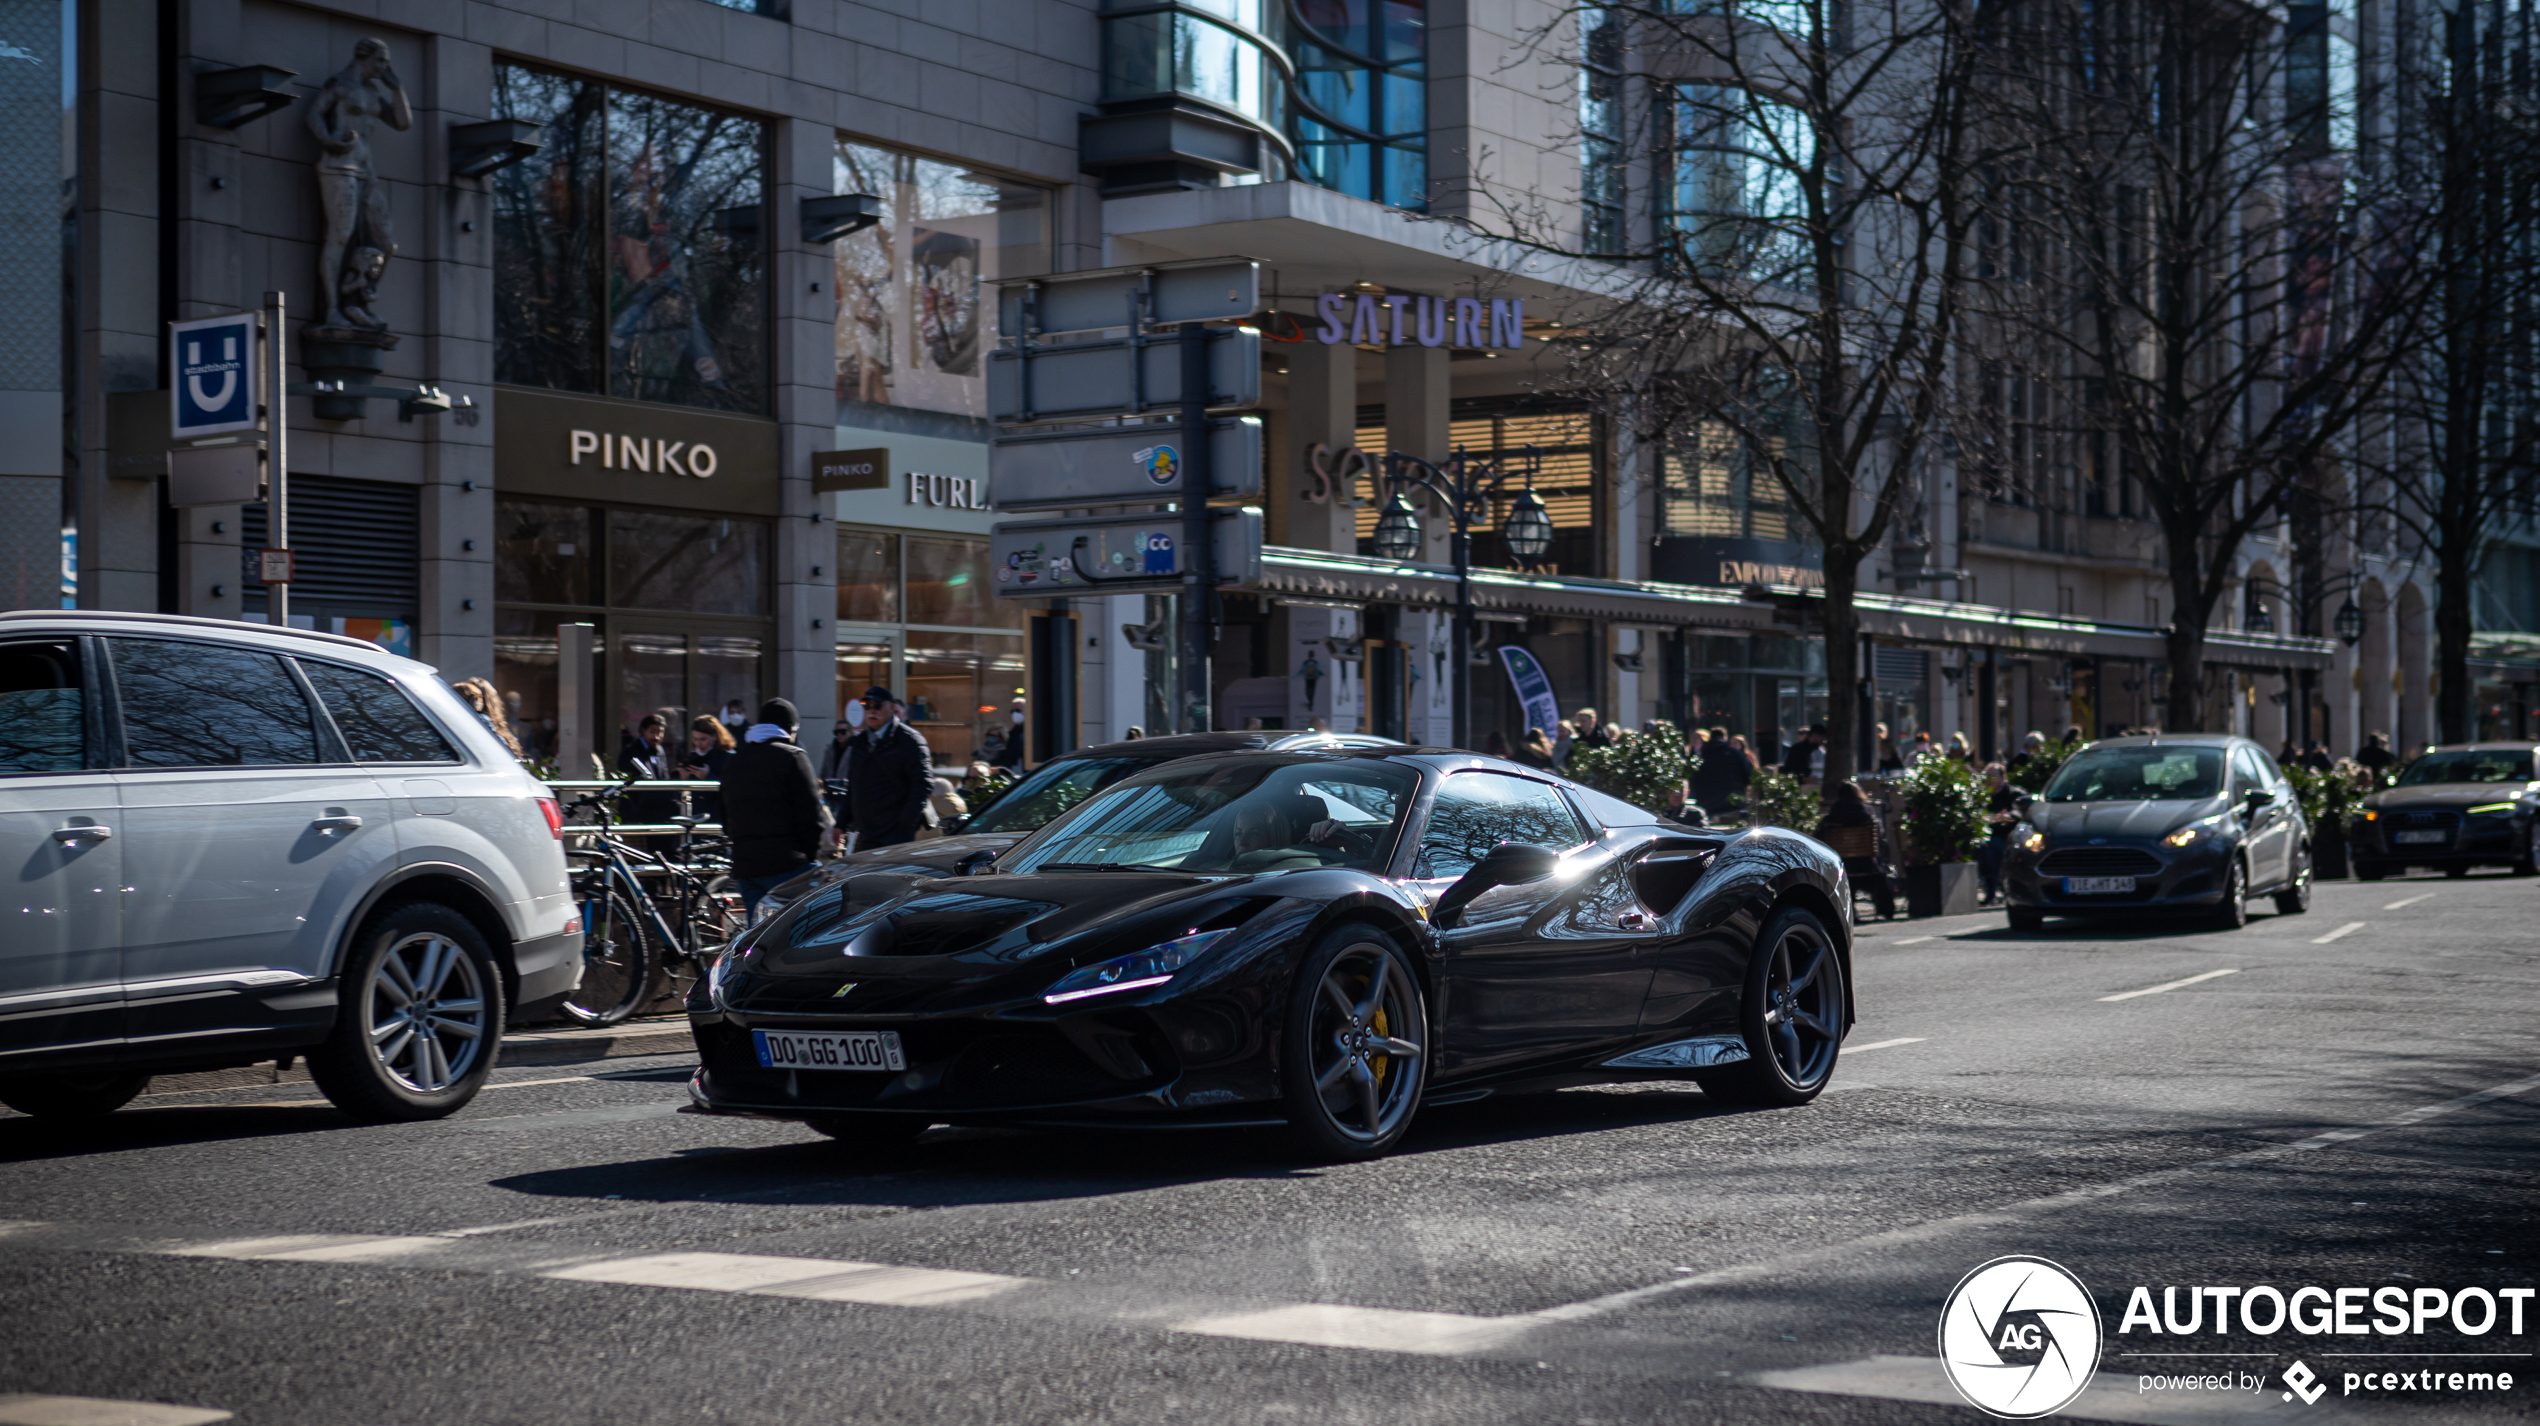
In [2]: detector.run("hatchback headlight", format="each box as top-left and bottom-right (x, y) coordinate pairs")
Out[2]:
(2165, 814), (2225, 848)
(1043, 929), (1235, 1005)
(2013, 823), (2044, 853)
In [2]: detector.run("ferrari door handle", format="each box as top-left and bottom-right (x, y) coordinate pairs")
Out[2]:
(312, 814), (365, 833)
(51, 824), (112, 844)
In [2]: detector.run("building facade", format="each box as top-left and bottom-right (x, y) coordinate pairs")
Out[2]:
(8, 0), (2531, 770)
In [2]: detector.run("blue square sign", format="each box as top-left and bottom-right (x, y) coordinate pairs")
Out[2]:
(169, 312), (261, 438)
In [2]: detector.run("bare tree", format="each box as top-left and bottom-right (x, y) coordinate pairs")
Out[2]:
(2360, 0), (2540, 742)
(1977, 0), (2438, 732)
(1521, 0), (1994, 787)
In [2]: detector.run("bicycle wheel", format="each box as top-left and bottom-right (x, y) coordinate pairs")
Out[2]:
(659, 874), (747, 1008)
(562, 885), (656, 1026)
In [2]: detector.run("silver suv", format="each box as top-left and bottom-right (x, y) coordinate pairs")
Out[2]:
(0, 611), (581, 1121)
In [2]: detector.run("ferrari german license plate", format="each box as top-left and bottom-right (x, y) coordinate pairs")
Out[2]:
(2064, 876), (2136, 894)
(752, 1029), (906, 1072)
(2394, 830), (2448, 844)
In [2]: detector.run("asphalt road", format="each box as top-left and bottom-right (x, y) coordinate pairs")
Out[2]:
(2, 871), (2534, 1426)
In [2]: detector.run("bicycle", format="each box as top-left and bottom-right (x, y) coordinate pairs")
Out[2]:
(559, 785), (745, 1025)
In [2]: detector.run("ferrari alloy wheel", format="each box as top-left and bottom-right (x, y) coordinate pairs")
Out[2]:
(1700, 905), (1844, 1108)
(307, 902), (503, 1122)
(2273, 855), (2313, 915)
(2209, 858), (2249, 931)
(1282, 926), (1427, 1160)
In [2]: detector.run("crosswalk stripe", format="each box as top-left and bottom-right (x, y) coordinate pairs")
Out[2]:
(0, 1396), (231, 1426)
(1175, 1303), (1530, 1356)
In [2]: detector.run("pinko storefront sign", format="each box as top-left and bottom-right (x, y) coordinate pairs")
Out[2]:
(1314, 294), (1527, 349)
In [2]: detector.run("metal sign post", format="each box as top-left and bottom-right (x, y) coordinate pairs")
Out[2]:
(264, 289), (289, 627)
(1178, 323), (1212, 734)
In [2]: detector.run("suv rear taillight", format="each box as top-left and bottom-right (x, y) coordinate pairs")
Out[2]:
(536, 796), (565, 840)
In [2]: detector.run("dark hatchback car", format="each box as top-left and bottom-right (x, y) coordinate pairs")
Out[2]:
(685, 749), (1856, 1159)
(2003, 734), (2311, 931)
(756, 731), (1400, 919)
(2350, 743), (2540, 879)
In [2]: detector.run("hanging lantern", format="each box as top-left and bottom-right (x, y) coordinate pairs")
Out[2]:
(1501, 488), (1555, 562)
(1372, 490), (1423, 560)
(2334, 597), (2365, 647)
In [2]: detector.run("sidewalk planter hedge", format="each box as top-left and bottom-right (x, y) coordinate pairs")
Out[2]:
(1903, 862), (1982, 917)
(1567, 720), (1701, 817)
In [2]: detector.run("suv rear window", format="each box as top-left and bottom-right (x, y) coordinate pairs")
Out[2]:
(300, 660), (458, 764)
(0, 639), (85, 774)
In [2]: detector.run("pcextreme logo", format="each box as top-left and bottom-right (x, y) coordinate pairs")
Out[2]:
(1939, 1256), (2104, 1418)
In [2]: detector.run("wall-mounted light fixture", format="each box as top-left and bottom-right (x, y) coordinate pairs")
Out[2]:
(801, 193), (884, 244)
(196, 65), (297, 130)
(450, 119), (545, 178)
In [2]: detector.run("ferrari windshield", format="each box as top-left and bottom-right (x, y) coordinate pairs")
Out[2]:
(1002, 758), (1417, 875)
(2042, 746), (2227, 802)
(2397, 749), (2535, 785)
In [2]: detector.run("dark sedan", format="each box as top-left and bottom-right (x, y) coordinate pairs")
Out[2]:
(2351, 743), (2540, 879)
(685, 749), (1856, 1159)
(2003, 734), (2312, 931)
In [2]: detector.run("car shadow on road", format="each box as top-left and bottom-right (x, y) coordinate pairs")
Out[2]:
(0, 1102), (364, 1162)
(480, 1084), (1773, 1208)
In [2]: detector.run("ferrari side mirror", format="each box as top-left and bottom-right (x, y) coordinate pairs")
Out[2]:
(954, 849), (998, 876)
(1433, 843), (1561, 929)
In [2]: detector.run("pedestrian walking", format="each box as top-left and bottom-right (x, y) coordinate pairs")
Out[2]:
(1516, 727), (1558, 769)
(1875, 722), (1904, 773)
(844, 685), (935, 849)
(1692, 725), (1748, 816)
(718, 698), (831, 916)
(2355, 730), (2396, 785)
(1978, 762), (2018, 904)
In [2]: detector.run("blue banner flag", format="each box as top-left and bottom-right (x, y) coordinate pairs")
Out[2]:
(1496, 645), (1560, 737)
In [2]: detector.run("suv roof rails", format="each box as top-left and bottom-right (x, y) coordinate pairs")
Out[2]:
(0, 608), (395, 656)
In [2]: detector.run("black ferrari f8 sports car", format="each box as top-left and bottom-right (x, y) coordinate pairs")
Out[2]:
(684, 748), (1856, 1159)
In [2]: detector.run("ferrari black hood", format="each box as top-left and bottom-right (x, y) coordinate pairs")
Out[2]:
(740, 870), (1245, 990)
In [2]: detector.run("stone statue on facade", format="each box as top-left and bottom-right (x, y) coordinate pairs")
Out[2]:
(307, 38), (410, 337)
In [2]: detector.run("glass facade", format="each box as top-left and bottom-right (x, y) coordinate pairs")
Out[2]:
(835, 528), (1026, 767)
(833, 142), (1048, 422)
(1292, 0), (1429, 207)
(1101, 0), (1291, 156)
(1666, 84), (1813, 285)
(493, 497), (771, 770)
(1580, 6), (1625, 252)
(492, 65), (770, 414)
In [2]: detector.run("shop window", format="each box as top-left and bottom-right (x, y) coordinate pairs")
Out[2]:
(832, 142), (1047, 421)
(836, 530), (899, 624)
(492, 65), (769, 415)
(493, 610), (561, 762)
(697, 635), (763, 729)
(607, 510), (769, 615)
(905, 536), (1024, 630)
(906, 631), (1029, 769)
(836, 642), (893, 721)
(496, 499), (597, 607)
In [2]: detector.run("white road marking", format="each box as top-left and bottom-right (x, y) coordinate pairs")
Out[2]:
(2382, 893), (2436, 910)
(1527, 1069), (2540, 1329)
(1176, 1303), (1529, 1356)
(1754, 1354), (2320, 1426)
(2311, 921), (2367, 944)
(1844, 1038), (1927, 1052)
(1890, 936), (1936, 945)
(2099, 968), (2240, 1002)
(0, 1396), (231, 1426)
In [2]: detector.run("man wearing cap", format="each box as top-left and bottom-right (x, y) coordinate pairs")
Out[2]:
(845, 684), (935, 850)
(718, 698), (832, 916)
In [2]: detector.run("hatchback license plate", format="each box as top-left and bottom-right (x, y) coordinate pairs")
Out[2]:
(2394, 830), (2448, 844)
(2064, 876), (2136, 895)
(752, 1029), (906, 1072)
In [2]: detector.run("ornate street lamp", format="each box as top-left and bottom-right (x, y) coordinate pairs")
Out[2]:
(2334, 597), (2366, 647)
(1374, 444), (1545, 749)
(1501, 489), (1555, 563)
(1371, 491), (1424, 560)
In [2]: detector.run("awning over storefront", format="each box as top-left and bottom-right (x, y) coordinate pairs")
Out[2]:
(1250, 549), (2338, 670)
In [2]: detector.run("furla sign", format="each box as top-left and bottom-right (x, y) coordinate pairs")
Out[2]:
(494, 388), (778, 516)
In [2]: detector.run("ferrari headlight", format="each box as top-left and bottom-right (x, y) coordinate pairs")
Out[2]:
(2014, 824), (2044, 853)
(2467, 802), (2515, 815)
(1044, 929), (1235, 1005)
(706, 948), (743, 1009)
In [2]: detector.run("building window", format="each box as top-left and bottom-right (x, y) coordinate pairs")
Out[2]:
(1661, 378), (1812, 540)
(1291, 0), (1429, 209)
(1580, 6), (1625, 253)
(1350, 405), (1603, 576)
(832, 141), (1048, 422)
(1101, 0), (1291, 159)
(1665, 84), (1813, 286)
(834, 526), (1026, 766)
(491, 65), (769, 415)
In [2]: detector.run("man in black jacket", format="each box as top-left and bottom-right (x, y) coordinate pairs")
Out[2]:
(845, 684), (934, 849)
(719, 698), (832, 915)
(1692, 726), (1748, 816)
